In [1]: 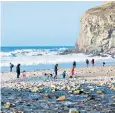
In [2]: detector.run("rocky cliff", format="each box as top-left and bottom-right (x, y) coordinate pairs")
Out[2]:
(77, 2), (115, 56)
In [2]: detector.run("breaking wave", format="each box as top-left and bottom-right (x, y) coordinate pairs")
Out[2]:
(0, 48), (68, 57)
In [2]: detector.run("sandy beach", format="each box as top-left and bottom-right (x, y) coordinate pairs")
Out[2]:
(1, 66), (115, 113)
(1, 66), (115, 86)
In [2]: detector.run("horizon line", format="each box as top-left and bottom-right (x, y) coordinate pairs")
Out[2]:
(1, 45), (75, 47)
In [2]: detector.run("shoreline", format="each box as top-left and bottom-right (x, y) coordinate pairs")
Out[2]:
(1, 66), (115, 87)
(1, 60), (115, 73)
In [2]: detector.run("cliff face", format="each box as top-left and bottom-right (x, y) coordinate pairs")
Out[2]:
(77, 2), (115, 55)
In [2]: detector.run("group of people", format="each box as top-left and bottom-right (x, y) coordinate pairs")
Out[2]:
(10, 59), (106, 79)
(54, 59), (106, 79)
(86, 59), (95, 67)
(54, 61), (76, 79)
(10, 63), (21, 78)
(86, 59), (105, 67)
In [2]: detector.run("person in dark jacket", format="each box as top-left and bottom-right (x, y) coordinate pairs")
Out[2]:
(16, 64), (21, 78)
(54, 64), (58, 79)
(86, 59), (89, 67)
(91, 59), (95, 67)
(10, 63), (14, 72)
(103, 62), (105, 67)
(73, 61), (76, 68)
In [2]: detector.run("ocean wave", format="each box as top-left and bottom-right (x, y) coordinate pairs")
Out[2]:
(0, 48), (68, 57)
(1, 53), (114, 67)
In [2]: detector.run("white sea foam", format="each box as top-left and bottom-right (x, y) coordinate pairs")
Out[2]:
(0, 48), (68, 57)
(1, 53), (115, 67)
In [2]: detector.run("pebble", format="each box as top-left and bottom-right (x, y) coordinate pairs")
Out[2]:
(69, 108), (80, 113)
(31, 87), (39, 93)
(96, 90), (104, 94)
(3, 102), (11, 109)
(56, 95), (66, 101)
(73, 90), (80, 95)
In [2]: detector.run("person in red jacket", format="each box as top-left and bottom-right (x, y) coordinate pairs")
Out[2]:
(70, 62), (75, 78)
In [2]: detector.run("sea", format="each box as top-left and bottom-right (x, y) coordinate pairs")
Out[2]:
(1, 46), (115, 72)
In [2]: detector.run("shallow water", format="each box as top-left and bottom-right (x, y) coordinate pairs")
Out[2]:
(1, 84), (115, 113)
(2, 60), (115, 72)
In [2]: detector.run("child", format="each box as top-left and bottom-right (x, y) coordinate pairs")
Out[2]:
(62, 70), (66, 79)
(22, 70), (26, 78)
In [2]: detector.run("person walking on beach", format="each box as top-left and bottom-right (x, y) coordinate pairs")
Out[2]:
(73, 61), (76, 68)
(54, 64), (58, 79)
(10, 63), (14, 72)
(16, 64), (21, 78)
(86, 59), (89, 67)
(91, 59), (95, 67)
(103, 62), (105, 67)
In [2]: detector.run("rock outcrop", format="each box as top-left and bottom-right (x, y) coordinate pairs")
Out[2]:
(77, 2), (115, 56)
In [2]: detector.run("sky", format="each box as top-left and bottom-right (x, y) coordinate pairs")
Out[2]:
(1, 1), (104, 47)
